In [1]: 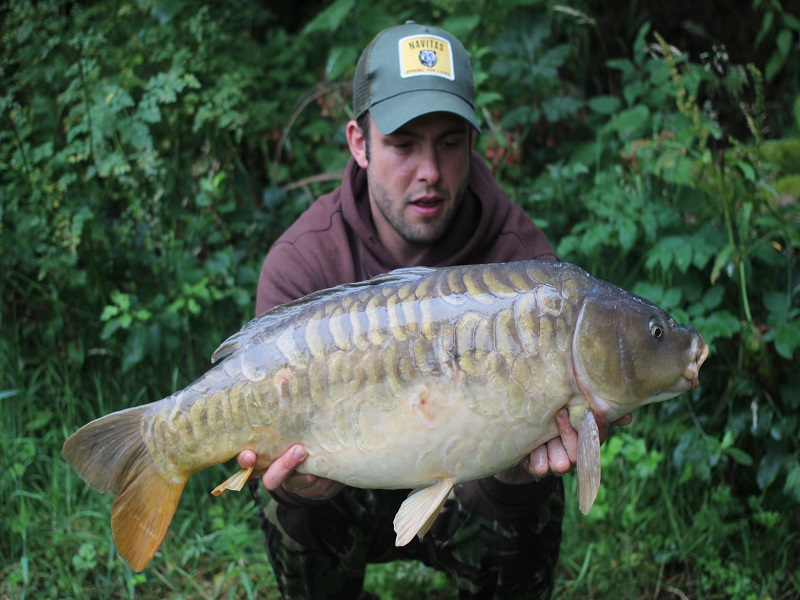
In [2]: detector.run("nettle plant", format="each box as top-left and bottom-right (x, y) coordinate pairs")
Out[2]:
(530, 23), (800, 508)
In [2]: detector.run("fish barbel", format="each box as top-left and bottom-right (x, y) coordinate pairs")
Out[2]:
(63, 260), (708, 572)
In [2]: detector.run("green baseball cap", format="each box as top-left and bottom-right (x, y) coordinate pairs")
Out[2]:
(353, 21), (481, 134)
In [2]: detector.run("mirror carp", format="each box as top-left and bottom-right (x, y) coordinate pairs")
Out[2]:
(63, 260), (709, 571)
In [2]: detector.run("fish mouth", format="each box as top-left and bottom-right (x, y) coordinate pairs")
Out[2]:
(683, 336), (710, 389)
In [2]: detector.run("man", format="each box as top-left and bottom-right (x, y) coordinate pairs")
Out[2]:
(238, 21), (629, 599)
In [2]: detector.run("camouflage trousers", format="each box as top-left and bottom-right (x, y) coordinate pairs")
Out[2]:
(260, 479), (564, 600)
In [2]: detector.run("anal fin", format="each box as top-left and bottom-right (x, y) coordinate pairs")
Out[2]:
(576, 408), (601, 514)
(393, 478), (456, 546)
(211, 467), (254, 496)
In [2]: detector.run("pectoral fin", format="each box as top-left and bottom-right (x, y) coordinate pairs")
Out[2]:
(576, 409), (601, 514)
(393, 478), (456, 546)
(211, 467), (253, 496)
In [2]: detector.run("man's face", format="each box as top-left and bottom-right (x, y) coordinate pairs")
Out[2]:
(354, 112), (473, 263)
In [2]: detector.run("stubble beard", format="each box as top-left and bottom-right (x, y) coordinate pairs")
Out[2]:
(368, 171), (470, 247)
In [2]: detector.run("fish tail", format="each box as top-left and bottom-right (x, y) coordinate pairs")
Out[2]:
(62, 405), (187, 572)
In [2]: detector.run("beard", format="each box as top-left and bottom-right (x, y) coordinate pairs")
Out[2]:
(366, 170), (470, 247)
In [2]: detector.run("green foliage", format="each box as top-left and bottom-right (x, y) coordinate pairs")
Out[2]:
(365, 561), (454, 599)
(754, 0), (800, 82)
(2, 0), (799, 598)
(527, 13), (800, 599)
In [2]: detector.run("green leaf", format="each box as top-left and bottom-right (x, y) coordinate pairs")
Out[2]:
(710, 243), (734, 284)
(695, 310), (741, 346)
(541, 96), (582, 122)
(701, 285), (725, 311)
(785, 13), (800, 30)
(756, 447), (786, 490)
(723, 446), (753, 466)
(631, 281), (663, 305)
(302, 0), (354, 34)
(475, 91), (503, 110)
(441, 14), (481, 38)
(784, 462), (800, 502)
(122, 327), (148, 373)
(735, 160), (756, 182)
(586, 95), (621, 115)
(721, 430), (753, 466)
(776, 29), (793, 58)
(603, 105), (650, 140)
(501, 105), (539, 128)
(763, 291), (790, 320)
(326, 46), (358, 80)
(645, 236), (693, 273)
(765, 51), (786, 82)
(656, 150), (695, 186)
(755, 10), (775, 48)
(772, 320), (800, 359)
(618, 218), (637, 251)
(100, 305), (120, 321)
(134, 309), (152, 321)
(605, 58), (634, 77)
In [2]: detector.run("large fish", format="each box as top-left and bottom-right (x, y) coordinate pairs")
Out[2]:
(63, 260), (708, 572)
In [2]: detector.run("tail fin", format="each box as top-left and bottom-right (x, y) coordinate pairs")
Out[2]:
(62, 405), (188, 572)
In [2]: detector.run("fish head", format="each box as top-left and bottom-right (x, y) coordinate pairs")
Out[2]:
(571, 288), (709, 425)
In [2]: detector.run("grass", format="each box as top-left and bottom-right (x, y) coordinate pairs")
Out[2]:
(2, 331), (798, 599)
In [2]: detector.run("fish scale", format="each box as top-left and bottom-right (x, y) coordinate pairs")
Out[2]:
(62, 260), (709, 571)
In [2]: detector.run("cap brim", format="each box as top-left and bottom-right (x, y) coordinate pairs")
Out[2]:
(370, 91), (481, 135)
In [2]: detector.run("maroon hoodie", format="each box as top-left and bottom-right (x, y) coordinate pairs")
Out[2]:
(256, 152), (555, 315)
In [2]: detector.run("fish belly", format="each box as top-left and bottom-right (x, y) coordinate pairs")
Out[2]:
(297, 381), (565, 489)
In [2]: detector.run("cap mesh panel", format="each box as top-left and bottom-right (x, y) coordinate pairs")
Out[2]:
(353, 38), (376, 118)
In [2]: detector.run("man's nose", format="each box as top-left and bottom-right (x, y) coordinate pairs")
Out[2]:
(416, 145), (441, 185)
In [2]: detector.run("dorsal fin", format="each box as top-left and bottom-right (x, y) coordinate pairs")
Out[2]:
(211, 266), (436, 362)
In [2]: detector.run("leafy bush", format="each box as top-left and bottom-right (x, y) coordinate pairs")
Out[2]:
(524, 17), (800, 599)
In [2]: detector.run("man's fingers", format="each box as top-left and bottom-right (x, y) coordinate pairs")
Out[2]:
(554, 408), (579, 464)
(528, 446), (550, 478)
(546, 438), (572, 475)
(261, 444), (308, 491)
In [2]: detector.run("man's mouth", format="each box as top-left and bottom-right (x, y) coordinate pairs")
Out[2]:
(409, 196), (444, 218)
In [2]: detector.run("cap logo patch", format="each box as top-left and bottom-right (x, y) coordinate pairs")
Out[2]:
(398, 35), (454, 80)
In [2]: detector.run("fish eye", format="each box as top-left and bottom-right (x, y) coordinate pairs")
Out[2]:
(649, 317), (665, 339)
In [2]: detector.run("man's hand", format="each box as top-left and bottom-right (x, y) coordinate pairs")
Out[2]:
(237, 445), (344, 501)
(494, 408), (633, 485)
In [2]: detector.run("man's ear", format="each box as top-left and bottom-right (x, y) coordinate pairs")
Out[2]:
(346, 120), (369, 169)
